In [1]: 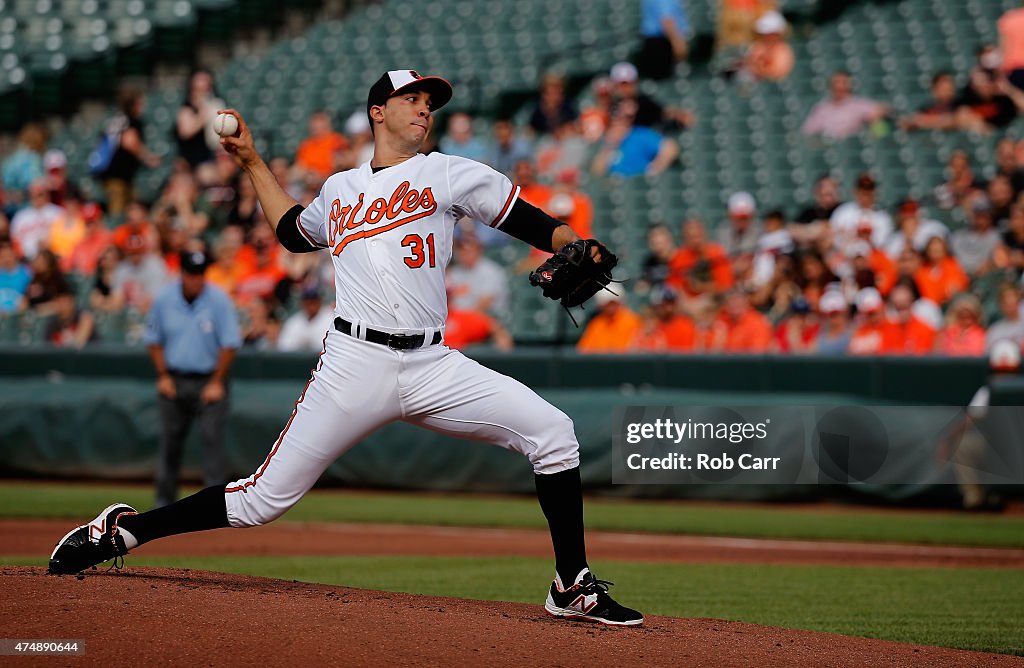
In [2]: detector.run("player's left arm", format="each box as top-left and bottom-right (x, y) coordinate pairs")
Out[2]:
(501, 198), (579, 253)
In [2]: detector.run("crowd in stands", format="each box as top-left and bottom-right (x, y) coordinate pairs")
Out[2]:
(1, 1), (1024, 358)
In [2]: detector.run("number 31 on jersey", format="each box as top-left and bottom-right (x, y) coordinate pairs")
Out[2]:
(401, 233), (436, 268)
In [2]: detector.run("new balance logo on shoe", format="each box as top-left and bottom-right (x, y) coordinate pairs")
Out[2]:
(569, 593), (599, 614)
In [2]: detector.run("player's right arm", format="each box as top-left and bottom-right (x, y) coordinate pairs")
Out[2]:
(218, 109), (326, 253)
(218, 109), (297, 227)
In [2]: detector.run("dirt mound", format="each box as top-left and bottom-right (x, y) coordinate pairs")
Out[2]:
(2, 566), (1019, 667)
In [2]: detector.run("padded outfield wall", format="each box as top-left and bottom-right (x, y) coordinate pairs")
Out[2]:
(2, 347), (1021, 502)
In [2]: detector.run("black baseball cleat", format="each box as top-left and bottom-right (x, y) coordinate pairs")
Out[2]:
(47, 503), (136, 575)
(544, 568), (644, 626)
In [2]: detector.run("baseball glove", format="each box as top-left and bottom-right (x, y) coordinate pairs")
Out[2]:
(529, 239), (618, 309)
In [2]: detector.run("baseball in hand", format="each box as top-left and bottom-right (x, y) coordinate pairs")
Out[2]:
(214, 113), (239, 137)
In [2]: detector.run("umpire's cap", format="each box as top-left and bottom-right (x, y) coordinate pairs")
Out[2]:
(367, 70), (453, 125)
(180, 249), (210, 275)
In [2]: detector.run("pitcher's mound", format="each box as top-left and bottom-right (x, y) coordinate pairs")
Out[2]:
(2, 567), (1016, 667)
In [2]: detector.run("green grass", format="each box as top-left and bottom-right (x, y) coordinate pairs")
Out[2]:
(5, 555), (1021, 656)
(1, 482), (1022, 547)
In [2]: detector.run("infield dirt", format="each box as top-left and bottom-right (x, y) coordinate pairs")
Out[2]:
(3, 565), (1023, 667)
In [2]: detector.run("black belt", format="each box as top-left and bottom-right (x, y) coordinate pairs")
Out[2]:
(168, 370), (213, 379)
(334, 317), (441, 350)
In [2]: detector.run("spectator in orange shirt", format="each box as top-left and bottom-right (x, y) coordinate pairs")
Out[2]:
(772, 296), (819, 353)
(235, 224), (287, 305)
(445, 306), (514, 351)
(294, 111), (348, 181)
(113, 201), (159, 253)
(694, 298), (729, 352)
(914, 236), (968, 306)
(63, 202), (112, 276)
(47, 194), (87, 263)
(719, 289), (772, 353)
(885, 283), (937, 355)
(513, 159), (552, 208)
(550, 169), (593, 240)
(206, 224), (257, 299)
(630, 286), (696, 352)
(848, 232), (897, 296)
(577, 291), (642, 353)
(848, 287), (894, 355)
(668, 218), (734, 298)
(936, 294), (987, 356)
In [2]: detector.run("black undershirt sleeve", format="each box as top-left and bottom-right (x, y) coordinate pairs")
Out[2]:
(499, 198), (569, 252)
(275, 204), (322, 253)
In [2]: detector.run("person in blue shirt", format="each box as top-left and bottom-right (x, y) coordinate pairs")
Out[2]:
(1, 124), (46, 209)
(591, 101), (680, 177)
(639, 0), (691, 80)
(439, 112), (490, 163)
(144, 249), (241, 507)
(0, 238), (31, 314)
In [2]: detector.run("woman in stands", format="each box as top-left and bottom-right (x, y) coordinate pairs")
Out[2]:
(102, 89), (160, 216)
(175, 69), (222, 169)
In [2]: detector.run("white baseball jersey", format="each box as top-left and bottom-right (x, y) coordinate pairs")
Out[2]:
(296, 153), (520, 330)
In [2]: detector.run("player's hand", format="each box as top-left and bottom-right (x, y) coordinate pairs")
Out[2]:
(156, 374), (176, 399)
(201, 379), (225, 404)
(217, 109), (258, 169)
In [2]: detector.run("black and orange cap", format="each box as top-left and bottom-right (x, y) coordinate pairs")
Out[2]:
(367, 69), (453, 120)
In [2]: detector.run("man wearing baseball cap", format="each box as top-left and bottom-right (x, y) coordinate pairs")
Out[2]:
(365, 70), (453, 132)
(829, 173), (894, 253)
(847, 287), (895, 355)
(608, 61), (695, 129)
(814, 291), (852, 355)
(144, 248), (241, 507)
(718, 191), (763, 260)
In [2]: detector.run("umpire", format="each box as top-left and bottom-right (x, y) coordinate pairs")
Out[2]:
(144, 249), (241, 507)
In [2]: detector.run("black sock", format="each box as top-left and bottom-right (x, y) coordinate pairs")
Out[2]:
(534, 466), (588, 587)
(117, 485), (230, 547)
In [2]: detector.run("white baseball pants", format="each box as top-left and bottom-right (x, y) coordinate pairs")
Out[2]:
(224, 329), (580, 527)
